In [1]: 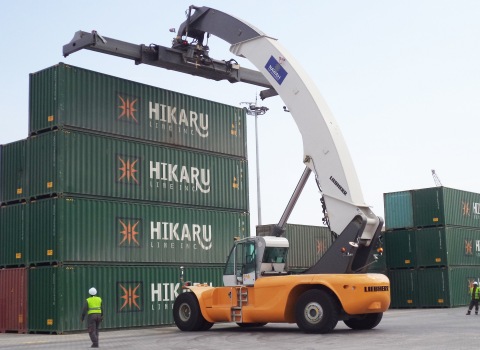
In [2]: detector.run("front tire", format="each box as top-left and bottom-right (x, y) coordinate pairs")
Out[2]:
(344, 313), (383, 330)
(173, 292), (212, 331)
(295, 289), (338, 334)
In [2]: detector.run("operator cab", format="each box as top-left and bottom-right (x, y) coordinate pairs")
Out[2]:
(223, 236), (289, 287)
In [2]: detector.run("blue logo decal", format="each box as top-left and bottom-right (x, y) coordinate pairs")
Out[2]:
(265, 56), (288, 85)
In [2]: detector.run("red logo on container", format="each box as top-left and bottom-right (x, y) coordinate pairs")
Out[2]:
(118, 95), (138, 123)
(119, 219), (141, 247)
(118, 156), (140, 184)
(118, 282), (143, 312)
(316, 240), (325, 254)
(463, 201), (471, 216)
(465, 240), (473, 255)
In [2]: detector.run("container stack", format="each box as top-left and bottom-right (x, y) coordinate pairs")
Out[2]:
(0, 62), (249, 333)
(384, 186), (480, 308)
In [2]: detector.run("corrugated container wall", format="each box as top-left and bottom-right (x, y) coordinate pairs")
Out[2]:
(384, 230), (417, 269)
(256, 224), (332, 269)
(415, 227), (480, 267)
(0, 203), (26, 267)
(383, 190), (414, 230)
(389, 269), (418, 308)
(413, 187), (480, 228)
(27, 196), (248, 265)
(28, 264), (223, 333)
(29, 63), (247, 158)
(416, 267), (480, 307)
(0, 140), (27, 204)
(0, 268), (27, 333)
(27, 130), (248, 211)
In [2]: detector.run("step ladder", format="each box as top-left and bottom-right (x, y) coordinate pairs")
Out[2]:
(231, 286), (248, 322)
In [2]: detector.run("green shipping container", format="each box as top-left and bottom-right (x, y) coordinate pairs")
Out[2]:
(417, 267), (480, 307)
(0, 203), (26, 267)
(0, 139), (27, 204)
(28, 264), (223, 333)
(383, 190), (414, 230)
(388, 269), (418, 308)
(413, 187), (480, 228)
(27, 196), (248, 265)
(384, 230), (417, 269)
(256, 224), (332, 269)
(29, 63), (247, 158)
(415, 226), (480, 267)
(27, 130), (248, 211)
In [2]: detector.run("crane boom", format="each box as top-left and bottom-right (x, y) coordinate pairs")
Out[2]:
(175, 6), (383, 273)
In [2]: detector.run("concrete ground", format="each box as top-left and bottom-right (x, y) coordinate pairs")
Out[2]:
(0, 308), (477, 350)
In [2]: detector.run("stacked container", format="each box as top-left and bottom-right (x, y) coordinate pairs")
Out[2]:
(0, 62), (249, 333)
(384, 186), (480, 308)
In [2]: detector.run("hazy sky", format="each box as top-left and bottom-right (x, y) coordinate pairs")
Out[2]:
(2, 1), (479, 234)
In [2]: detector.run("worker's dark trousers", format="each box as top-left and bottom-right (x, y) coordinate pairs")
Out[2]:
(468, 300), (479, 313)
(87, 314), (102, 346)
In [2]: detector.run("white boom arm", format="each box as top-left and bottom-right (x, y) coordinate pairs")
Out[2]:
(174, 6), (380, 242)
(230, 36), (379, 241)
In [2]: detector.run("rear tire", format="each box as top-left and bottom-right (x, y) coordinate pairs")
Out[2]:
(295, 289), (338, 334)
(173, 292), (212, 331)
(344, 313), (383, 330)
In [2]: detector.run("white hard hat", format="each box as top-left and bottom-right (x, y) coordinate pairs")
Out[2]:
(474, 282), (479, 285)
(89, 287), (97, 296)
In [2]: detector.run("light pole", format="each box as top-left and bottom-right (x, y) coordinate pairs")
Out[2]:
(241, 98), (268, 226)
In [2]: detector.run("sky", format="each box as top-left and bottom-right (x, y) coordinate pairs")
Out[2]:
(2, 1), (480, 235)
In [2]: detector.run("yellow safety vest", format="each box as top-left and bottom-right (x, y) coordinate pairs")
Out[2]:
(470, 287), (480, 300)
(87, 296), (102, 314)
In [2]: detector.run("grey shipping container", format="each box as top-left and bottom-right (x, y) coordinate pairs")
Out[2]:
(0, 202), (26, 267)
(0, 268), (27, 333)
(383, 190), (414, 230)
(416, 266), (480, 308)
(0, 139), (27, 204)
(27, 129), (248, 211)
(413, 187), (480, 229)
(29, 63), (247, 158)
(27, 196), (249, 265)
(415, 226), (480, 267)
(28, 264), (223, 333)
(256, 223), (332, 269)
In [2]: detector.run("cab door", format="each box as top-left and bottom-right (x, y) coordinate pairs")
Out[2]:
(222, 240), (257, 286)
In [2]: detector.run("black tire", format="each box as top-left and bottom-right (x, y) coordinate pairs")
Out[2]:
(236, 322), (267, 328)
(200, 320), (214, 331)
(173, 292), (212, 331)
(295, 289), (339, 334)
(343, 313), (383, 330)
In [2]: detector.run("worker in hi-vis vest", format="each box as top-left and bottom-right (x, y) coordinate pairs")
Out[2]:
(81, 287), (103, 348)
(467, 281), (480, 315)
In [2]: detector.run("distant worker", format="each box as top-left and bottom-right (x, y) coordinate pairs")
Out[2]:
(81, 287), (103, 348)
(466, 281), (480, 315)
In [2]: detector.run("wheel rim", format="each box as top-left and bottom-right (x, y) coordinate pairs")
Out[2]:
(179, 302), (191, 322)
(304, 301), (323, 324)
